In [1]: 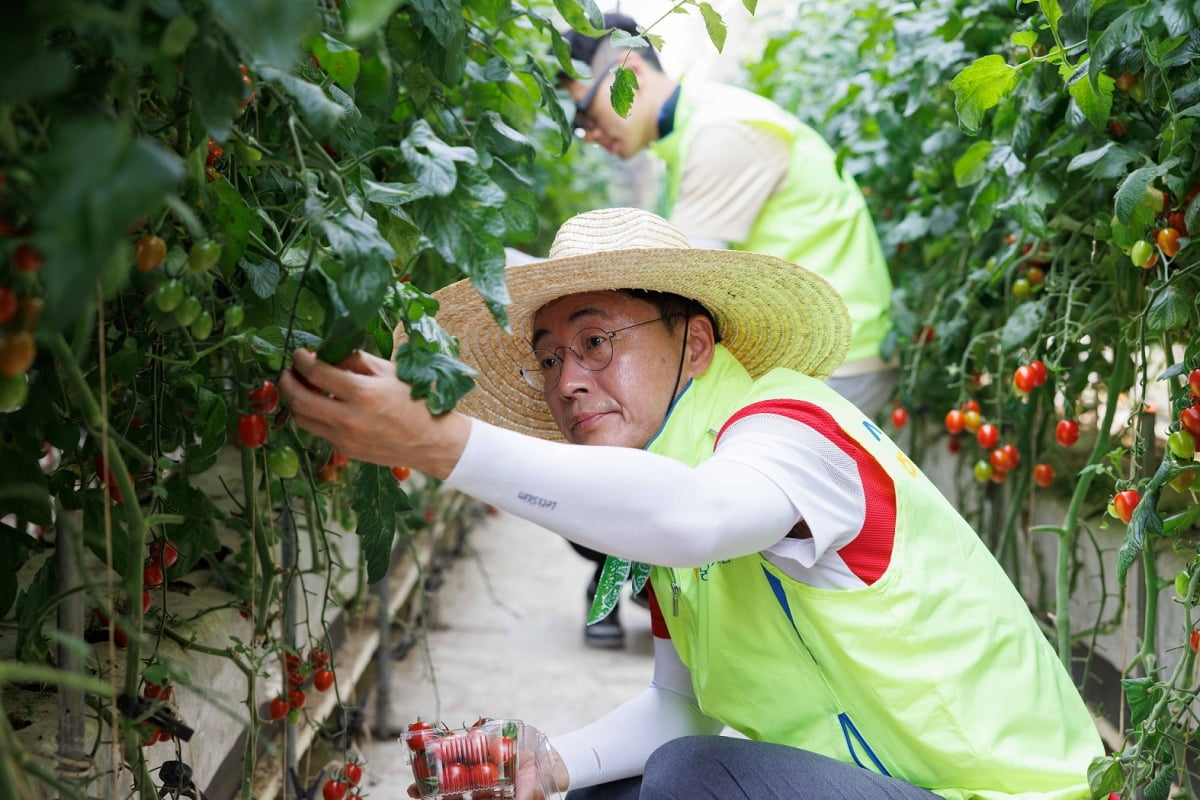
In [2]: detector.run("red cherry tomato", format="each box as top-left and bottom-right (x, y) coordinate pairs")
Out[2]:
(345, 763), (363, 786)
(976, 423), (1000, 450)
(1189, 368), (1200, 398)
(1033, 463), (1055, 488)
(323, 780), (348, 800)
(890, 407), (908, 428)
(406, 719), (436, 752)
(248, 380), (280, 413)
(1180, 406), (1200, 439)
(441, 763), (469, 793)
(13, 243), (42, 273)
(391, 465), (411, 481)
(0, 287), (17, 326)
(143, 562), (164, 589)
(469, 761), (499, 789)
(149, 540), (179, 569)
(288, 689), (307, 710)
(1028, 359), (1047, 386)
(268, 697), (290, 720)
(1055, 419), (1080, 447)
(1000, 442), (1019, 468)
(1013, 365), (1036, 394)
(1191, 630), (1200, 653)
(960, 399), (981, 414)
(237, 413), (268, 449)
(1157, 227), (1182, 259)
(1112, 489), (1140, 524)
(313, 668), (334, 692)
(944, 409), (964, 434)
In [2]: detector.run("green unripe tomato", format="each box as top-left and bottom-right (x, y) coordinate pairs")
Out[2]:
(223, 304), (245, 330)
(268, 445), (301, 479)
(1128, 76), (1147, 104)
(1011, 278), (1031, 300)
(235, 142), (263, 163)
(0, 373), (29, 412)
(1169, 430), (1196, 460)
(191, 311), (214, 341)
(188, 239), (221, 273)
(153, 279), (185, 312)
(1130, 240), (1155, 268)
(174, 296), (202, 327)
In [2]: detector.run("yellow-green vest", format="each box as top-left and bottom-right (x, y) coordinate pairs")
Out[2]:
(650, 82), (893, 364)
(645, 346), (1102, 799)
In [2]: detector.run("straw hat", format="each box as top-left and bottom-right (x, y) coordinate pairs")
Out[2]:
(427, 207), (852, 440)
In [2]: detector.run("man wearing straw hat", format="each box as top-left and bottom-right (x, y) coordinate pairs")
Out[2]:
(280, 207), (1101, 799)
(556, 10), (902, 645)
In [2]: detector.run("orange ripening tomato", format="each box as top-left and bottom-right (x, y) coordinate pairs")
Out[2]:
(1156, 227), (1182, 259)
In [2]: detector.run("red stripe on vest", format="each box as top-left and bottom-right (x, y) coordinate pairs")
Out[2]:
(717, 400), (897, 585)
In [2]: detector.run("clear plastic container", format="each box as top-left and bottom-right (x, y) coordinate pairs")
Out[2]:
(403, 718), (523, 799)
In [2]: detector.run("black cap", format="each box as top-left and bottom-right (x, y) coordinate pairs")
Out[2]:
(561, 11), (662, 75)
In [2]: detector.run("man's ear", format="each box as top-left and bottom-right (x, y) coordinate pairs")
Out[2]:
(685, 314), (716, 377)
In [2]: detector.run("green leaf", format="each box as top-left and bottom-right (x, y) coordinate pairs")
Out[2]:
(33, 120), (185, 332)
(353, 463), (413, 585)
(949, 55), (1018, 133)
(208, 0), (319, 69)
(240, 257), (282, 300)
(208, 178), (257, 272)
(742, 0), (758, 13)
(1064, 58), (1112, 131)
(1145, 761), (1176, 800)
(257, 67), (345, 137)
(401, 120), (479, 197)
(610, 66), (639, 118)
(1121, 676), (1157, 729)
(999, 301), (1043, 350)
(1036, 0), (1062, 35)
(1010, 31), (1038, 49)
(1114, 164), (1167, 224)
(554, 0), (606, 35)
(186, 389), (229, 476)
(308, 33), (361, 90)
(953, 140), (993, 187)
(394, 343), (477, 413)
(1088, 5), (1155, 88)
(345, 0), (407, 42)
(1146, 284), (1192, 334)
(1086, 755), (1124, 798)
(15, 558), (56, 663)
(698, 3), (727, 53)
(364, 180), (435, 207)
(184, 35), (245, 141)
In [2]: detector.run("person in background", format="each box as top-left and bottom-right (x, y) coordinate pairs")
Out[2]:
(557, 12), (900, 645)
(280, 207), (1102, 800)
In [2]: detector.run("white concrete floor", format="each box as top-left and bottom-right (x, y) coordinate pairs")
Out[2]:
(357, 509), (654, 799)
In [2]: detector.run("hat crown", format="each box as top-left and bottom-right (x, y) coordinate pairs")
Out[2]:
(547, 207), (691, 260)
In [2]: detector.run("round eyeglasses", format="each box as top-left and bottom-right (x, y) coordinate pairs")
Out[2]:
(519, 318), (666, 392)
(572, 60), (619, 137)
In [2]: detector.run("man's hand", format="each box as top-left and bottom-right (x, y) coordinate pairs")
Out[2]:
(278, 348), (471, 479)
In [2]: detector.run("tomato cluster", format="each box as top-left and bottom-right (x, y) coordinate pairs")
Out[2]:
(405, 718), (519, 798)
(322, 761), (364, 800)
(139, 680), (176, 746)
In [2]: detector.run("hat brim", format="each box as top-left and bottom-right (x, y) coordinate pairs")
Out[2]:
(425, 247), (852, 441)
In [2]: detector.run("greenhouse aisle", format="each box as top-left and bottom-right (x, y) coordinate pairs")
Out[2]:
(358, 509), (655, 799)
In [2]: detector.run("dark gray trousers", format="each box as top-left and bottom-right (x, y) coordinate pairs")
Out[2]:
(564, 736), (942, 800)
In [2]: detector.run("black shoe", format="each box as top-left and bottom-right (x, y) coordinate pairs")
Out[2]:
(585, 580), (624, 649)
